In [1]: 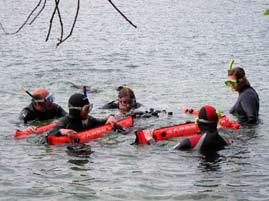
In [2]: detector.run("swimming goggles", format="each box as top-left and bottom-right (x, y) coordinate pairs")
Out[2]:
(119, 98), (133, 105)
(194, 110), (222, 124)
(195, 118), (217, 125)
(224, 79), (238, 87)
(33, 94), (54, 103)
(45, 94), (54, 103)
(69, 103), (93, 112)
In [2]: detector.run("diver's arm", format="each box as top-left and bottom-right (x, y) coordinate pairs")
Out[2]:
(55, 104), (67, 117)
(19, 108), (32, 124)
(173, 139), (192, 150)
(101, 100), (118, 109)
(240, 96), (258, 124)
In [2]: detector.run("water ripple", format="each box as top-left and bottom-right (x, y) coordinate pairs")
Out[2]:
(0, 0), (268, 200)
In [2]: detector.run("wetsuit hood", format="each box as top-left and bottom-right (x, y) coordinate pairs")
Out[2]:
(198, 105), (219, 132)
(68, 93), (89, 119)
(32, 88), (49, 100)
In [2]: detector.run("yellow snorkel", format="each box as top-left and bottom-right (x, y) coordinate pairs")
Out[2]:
(225, 59), (236, 87)
(228, 59), (235, 71)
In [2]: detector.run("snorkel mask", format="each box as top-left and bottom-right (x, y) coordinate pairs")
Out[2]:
(32, 94), (54, 103)
(225, 59), (237, 88)
(224, 79), (238, 88)
(68, 103), (93, 113)
(227, 59), (235, 71)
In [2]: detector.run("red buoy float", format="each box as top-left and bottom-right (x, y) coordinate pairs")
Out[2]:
(182, 107), (240, 129)
(135, 107), (240, 145)
(47, 115), (134, 145)
(135, 121), (200, 144)
(14, 122), (58, 138)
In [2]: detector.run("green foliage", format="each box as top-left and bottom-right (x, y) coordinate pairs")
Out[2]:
(265, 9), (269, 15)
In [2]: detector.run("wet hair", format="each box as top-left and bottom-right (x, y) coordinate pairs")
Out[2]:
(117, 85), (136, 100)
(228, 67), (245, 80)
(228, 67), (250, 87)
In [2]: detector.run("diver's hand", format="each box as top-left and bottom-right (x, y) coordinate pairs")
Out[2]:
(59, 129), (77, 136)
(106, 115), (117, 126)
(25, 126), (37, 133)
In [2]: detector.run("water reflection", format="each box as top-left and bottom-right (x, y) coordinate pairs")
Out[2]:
(66, 143), (93, 158)
(68, 159), (91, 166)
(198, 152), (224, 172)
(231, 125), (259, 144)
(1, 0), (268, 199)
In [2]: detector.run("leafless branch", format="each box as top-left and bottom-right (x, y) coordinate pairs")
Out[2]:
(0, 0), (43, 35)
(1, 0), (137, 46)
(54, 0), (64, 42)
(29, 0), (47, 25)
(107, 0), (137, 28)
(45, 0), (58, 41)
(56, 0), (80, 47)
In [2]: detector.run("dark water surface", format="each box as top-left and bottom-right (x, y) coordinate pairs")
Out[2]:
(0, 0), (269, 200)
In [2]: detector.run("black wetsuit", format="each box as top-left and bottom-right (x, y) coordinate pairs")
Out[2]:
(102, 101), (164, 119)
(102, 100), (142, 109)
(175, 130), (228, 154)
(19, 103), (67, 124)
(48, 115), (107, 136)
(230, 86), (259, 124)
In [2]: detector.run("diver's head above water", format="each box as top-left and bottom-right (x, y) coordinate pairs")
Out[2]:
(68, 93), (92, 120)
(226, 67), (250, 92)
(117, 85), (137, 113)
(195, 105), (221, 132)
(31, 88), (54, 112)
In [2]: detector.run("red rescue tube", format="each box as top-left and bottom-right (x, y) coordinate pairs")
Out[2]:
(153, 122), (200, 141)
(182, 107), (240, 129)
(135, 122), (200, 144)
(218, 115), (240, 129)
(135, 129), (154, 145)
(14, 122), (58, 138)
(47, 116), (134, 145)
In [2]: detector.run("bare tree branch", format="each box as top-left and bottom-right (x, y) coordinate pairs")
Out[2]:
(29, 0), (47, 25)
(0, 0), (42, 35)
(46, 1), (58, 41)
(107, 0), (137, 28)
(55, 0), (64, 42)
(1, 0), (137, 46)
(56, 0), (80, 47)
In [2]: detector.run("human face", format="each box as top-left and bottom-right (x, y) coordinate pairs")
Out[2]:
(80, 104), (93, 119)
(45, 94), (55, 110)
(33, 94), (55, 111)
(119, 97), (133, 112)
(33, 101), (47, 112)
(225, 75), (239, 91)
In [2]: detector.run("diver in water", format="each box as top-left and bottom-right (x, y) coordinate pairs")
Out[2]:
(47, 93), (117, 137)
(173, 105), (229, 155)
(19, 88), (67, 124)
(102, 85), (168, 118)
(102, 85), (143, 117)
(225, 66), (259, 124)
(102, 85), (141, 112)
